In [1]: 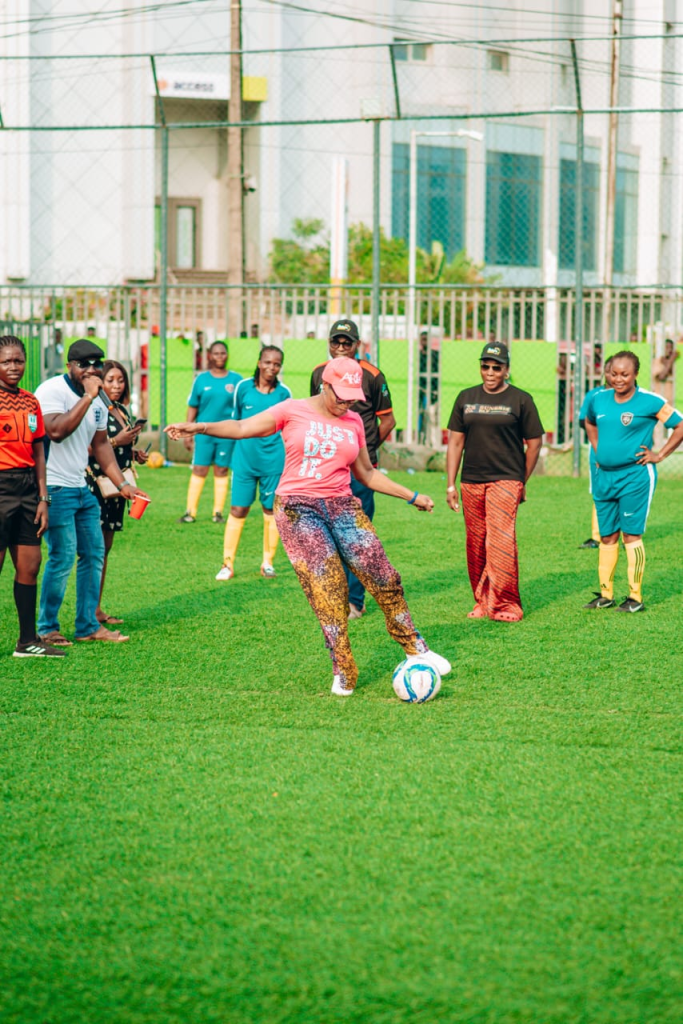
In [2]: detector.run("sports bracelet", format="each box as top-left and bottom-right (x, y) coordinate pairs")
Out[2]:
(407, 491), (419, 505)
(116, 481), (126, 491)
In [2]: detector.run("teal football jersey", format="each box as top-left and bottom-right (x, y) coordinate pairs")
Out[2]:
(587, 386), (682, 469)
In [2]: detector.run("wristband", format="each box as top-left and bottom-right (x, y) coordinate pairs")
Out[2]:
(407, 491), (419, 505)
(446, 485), (456, 493)
(116, 481), (126, 491)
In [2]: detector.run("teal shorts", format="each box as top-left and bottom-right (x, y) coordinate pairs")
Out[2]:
(231, 470), (280, 510)
(593, 463), (656, 536)
(193, 434), (234, 469)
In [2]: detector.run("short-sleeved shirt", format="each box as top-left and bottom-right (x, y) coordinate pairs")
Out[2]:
(586, 386), (683, 470)
(0, 386), (45, 470)
(231, 378), (291, 477)
(270, 398), (366, 498)
(580, 385), (611, 468)
(310, 359), (392, 465)
(447, 384), (544, 483)
(188, 370), (242, 422)
(35, 375), (108, 487)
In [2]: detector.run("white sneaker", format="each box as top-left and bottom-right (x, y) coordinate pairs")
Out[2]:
(421, 650), (452, 676)
(215, 563), (234, 581)
(260, 563), (276, 578)
(331, 674), (354, 696)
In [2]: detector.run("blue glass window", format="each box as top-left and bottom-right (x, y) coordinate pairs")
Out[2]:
(391, 143), (466, 259)
(485, 151), (541, 266)
(559, 159), (599, 271)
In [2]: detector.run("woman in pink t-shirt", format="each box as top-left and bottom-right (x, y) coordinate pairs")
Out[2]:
(167, 357), (451, 696)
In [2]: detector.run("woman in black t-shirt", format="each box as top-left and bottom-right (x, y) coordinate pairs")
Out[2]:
(445, 343), (544, 622)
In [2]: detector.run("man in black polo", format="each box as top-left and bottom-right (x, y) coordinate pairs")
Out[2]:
(310, 319), (396, 619)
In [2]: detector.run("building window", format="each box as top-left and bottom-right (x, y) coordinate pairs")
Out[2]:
(559, 158), (600, 271)
(614, 163), (638, 275)
(391, 143), (466, 260)
(393, 39), (432, 63)
(155, 198), (202, 269)
(485, 151), (542, 267)
(487, 50), (509, 73)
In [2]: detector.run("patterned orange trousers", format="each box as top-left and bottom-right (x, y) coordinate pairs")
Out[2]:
(460, 480), (525, 622)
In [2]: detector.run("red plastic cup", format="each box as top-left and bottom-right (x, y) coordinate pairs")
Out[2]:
(128, 494), (151, 520)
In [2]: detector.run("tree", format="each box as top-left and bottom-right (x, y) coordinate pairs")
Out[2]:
(268, 219), (484, 285)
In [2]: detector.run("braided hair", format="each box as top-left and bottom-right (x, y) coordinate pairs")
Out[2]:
(253, 345), (284, 384)
(0, 335), (26, 356)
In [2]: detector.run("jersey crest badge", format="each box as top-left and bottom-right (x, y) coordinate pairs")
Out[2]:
(28, 414), (38, 432)
(225, 383), (235, 393)
(620, 412), (634, 426)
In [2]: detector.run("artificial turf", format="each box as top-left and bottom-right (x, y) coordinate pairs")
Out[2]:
(1, 469), (681, 1023)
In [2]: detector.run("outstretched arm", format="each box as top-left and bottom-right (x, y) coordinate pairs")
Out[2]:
(165, 409), (278, 441)
(350, 446), (434, 512)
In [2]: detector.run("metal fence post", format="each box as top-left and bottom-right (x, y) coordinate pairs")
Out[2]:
(371, 119), (381, 366)
(571, 40), (584, 478)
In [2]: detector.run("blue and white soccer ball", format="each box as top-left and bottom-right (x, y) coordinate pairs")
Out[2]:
(392, 655), (441, 703)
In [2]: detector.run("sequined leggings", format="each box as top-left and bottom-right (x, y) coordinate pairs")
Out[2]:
(274, 494), (427, 690)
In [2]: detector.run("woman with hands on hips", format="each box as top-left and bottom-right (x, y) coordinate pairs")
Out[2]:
(446, 342), (544, 623)
(583, 349), (683, 613)
(167, 356), (451, 696)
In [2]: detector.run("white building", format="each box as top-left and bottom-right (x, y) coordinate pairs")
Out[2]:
(1, 0), (681, 290)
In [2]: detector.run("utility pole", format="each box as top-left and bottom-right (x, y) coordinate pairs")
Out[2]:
(602, 0), (622, 343)
(227, 0), (244, 337)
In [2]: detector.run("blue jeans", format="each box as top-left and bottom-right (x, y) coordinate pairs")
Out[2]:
(38, 485), (105, 639)
(347, 474), (375, 611)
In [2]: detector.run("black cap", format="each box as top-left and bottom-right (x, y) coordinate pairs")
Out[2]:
(329, 319), (360, 343)
(67, 339), (105, 362)
(480, 342), (509, 364)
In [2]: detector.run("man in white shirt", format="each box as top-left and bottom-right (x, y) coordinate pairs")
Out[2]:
(35, 340), (147, 644)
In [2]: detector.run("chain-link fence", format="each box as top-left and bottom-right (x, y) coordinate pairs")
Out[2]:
(3, 23), (683, 472)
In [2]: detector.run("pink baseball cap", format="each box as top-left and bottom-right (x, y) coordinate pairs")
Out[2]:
(322, 357), (366, 402)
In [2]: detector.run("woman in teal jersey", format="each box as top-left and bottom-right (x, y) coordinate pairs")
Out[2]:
(178, 341), (242, 524)
(216, 346), (291, 580)
(584, 350), (683, 612)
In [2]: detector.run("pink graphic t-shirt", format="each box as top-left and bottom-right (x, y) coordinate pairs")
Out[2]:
(270, 398), (366, 498)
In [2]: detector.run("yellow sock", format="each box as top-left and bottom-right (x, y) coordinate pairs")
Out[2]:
(263, 513), (279, 566)
(186, 474), (206, 518)
(625, 540), (645, 601)
(598, 542), (619, 599)
(223, 514), (246, 567)
(213, 475), (229, 516)
(591, 504), (600, 543)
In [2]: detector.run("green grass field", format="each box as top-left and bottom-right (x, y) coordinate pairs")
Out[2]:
(1, 471), (681, 1023)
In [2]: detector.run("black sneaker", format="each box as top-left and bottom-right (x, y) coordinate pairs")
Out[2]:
(615, 597), (645, 613)
(14, 639), (67, 658)
(579, 538), (599, 549)
(211, 512), (225, 524)
(583, 593), (616, 609)
(178, 512), (196, 524)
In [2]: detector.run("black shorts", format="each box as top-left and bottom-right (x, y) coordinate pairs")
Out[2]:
(0, 468), (41, 549)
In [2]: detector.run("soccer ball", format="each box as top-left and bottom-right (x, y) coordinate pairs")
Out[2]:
(147, 451), (165, 469)
(392, 656), (441, 703)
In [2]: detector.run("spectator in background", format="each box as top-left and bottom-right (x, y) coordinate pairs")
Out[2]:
(194, 330), (205, 374)
(86, 360), (149, 625)
(418, 330), (440, 443)
(86, 326), (97, 338)
(35, 339), (148, 644)
(653, 338), (679, 405)
(250, 324), (260, 339)
(45, 327), (64, 378)
(178, 341), (242, 524)
(310, 319), (395, 620)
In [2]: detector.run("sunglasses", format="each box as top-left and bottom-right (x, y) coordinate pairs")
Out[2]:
(329, 337), (356, 350)
(75, 358), (103, 369)
(328, 385), (354, 406)
(480, 363), (505, 372)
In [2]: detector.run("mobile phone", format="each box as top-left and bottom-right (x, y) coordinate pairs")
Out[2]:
(133, 418), (147, 429)
(143, 442), (152, 453)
